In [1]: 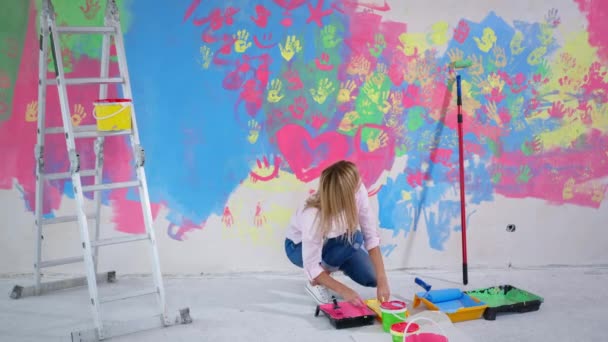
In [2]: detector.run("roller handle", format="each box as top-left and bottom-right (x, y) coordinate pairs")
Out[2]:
(414, 277), (431, 292)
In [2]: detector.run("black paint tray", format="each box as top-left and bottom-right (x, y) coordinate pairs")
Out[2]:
(465, 285), (544, 320)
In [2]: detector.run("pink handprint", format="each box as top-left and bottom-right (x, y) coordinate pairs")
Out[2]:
(548, 101), (566, 119)
(254, 202), (267, 227)
(80, 0), (101, 20)
(288, 96), (308, 120)
(307, 112), (327, 130)
(284, 69), (303, 90)
(222, 206), (234, 227)
(453, 20), (470, 43)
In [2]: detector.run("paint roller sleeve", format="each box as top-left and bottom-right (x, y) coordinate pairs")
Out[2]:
(421, 289), (464, 303)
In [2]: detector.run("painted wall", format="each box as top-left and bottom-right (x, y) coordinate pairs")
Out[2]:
(1, 0), (607, 276)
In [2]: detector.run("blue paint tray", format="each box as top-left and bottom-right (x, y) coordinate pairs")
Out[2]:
(412, 288), (488, 322)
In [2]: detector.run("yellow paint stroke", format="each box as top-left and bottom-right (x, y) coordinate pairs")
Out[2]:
(398, 32), (429, 57)
(535, 117), (586, 150)
(425, 21), (450, 46)
(591, 102), (608, 133)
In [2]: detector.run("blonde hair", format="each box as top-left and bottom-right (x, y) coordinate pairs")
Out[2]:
(305, 160), (361, 242)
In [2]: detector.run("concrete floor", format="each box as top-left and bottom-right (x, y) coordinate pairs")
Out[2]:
(0, 266), (606, 342)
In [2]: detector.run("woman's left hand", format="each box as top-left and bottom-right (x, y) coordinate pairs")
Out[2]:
(377, 276), (391, 302)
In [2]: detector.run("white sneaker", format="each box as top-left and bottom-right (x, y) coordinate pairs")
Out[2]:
(305, 282), (333, 304)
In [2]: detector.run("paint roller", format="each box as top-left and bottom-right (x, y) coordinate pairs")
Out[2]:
(415, 278), (464, 303)
(450, 58), (472, 285)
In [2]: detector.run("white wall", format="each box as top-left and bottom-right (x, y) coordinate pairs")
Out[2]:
(1, 0), (607, 277)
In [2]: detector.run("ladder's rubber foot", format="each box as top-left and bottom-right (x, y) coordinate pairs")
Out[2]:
(179, 308), (193, 324)
(107, 271), (117, 283)
(10, 285), (23, 299)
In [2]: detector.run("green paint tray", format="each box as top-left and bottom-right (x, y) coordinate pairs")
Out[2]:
(465, 285), (544, 320)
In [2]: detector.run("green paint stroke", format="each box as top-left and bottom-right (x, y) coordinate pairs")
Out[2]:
(517, 165), (532, 183)
(486, 137), (500, 156)
(35, 0), (132, 64)
(0, 0), (30, 121)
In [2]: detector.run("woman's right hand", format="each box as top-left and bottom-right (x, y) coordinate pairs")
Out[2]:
(341, 286), (366, 307)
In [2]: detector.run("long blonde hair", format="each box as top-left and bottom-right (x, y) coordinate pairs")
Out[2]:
(305, 160), (361, 242)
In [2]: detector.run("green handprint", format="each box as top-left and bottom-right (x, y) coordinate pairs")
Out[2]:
(321, 24), (342, 49)
(310, 78), (336, 104)
(279, 36), (302, 62)
(517, 165), (532, 183)
(368, 34), (386, 58)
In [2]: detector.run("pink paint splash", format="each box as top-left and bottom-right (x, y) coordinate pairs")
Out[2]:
(0, 3), (61, 214)
(492, 131), (608, 208)
(575, 0), (608, 61)
(0, 3), (160, 234)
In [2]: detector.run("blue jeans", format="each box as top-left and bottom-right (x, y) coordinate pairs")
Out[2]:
(285, 230), (377, 287)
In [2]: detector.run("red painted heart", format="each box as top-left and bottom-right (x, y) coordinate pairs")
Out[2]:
(276, 124), (349, 182)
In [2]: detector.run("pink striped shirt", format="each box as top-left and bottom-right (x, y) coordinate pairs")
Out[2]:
(285, 183), (381, 281)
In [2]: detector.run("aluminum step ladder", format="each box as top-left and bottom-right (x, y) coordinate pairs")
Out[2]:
(10, 1), (192, 340)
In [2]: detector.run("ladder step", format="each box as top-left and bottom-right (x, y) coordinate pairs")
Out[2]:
(41, 213), (96, 225)
(46, 77), (123, 85)
(39, 256), (84, 268)
(100, 288), (158, 304)
(44, 169), (97, 180)
(45, 124), (132, 138)
(56, 26), (115, 34)
(82, 181), (139, 192)
(91, 233), (149, 247)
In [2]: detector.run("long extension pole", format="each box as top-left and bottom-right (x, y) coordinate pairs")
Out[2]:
(456, 74), (468, 285)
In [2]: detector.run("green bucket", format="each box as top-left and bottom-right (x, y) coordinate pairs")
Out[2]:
(380, 300), (408, 333)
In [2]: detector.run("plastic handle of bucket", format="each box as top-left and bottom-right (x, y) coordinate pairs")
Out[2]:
(402, 316), (447, 341)
(92, 103), (130, 120)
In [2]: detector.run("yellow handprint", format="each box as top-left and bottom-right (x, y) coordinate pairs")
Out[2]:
(469, 55), (484, 76)
(347, 55), (371, 78)
(247, 119), (260, 144)
(591, 185), (605, 203)
(527, 46), (547, 66)
(562, 178), (575, 200)
(199, 45), (212, 69)
(389, 91), (404, 116)
(71, 104), (87, 126)
(538, 23), (553, 46)
(337, 80), (356, 103)
(234, 30), (252, 53)
(279, 36), (302, 62)
(338, 110), (359, 132)
(447, 48), (464, 63)
(25, 101), (37, 122)
(510, 31), (525, 55)
(474, 28), (497, 53)
(492, 46), (507, 68)
(367, 130), (389, 152)
(310, 78), (336, 104)
(267, 79), (284, 103)
(376, 62), (388, 75)
(485, 101), (503, 126)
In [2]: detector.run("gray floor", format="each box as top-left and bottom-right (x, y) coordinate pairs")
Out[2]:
(0, 266), (606, 341)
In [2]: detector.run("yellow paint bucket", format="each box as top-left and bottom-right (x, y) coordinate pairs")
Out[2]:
(93, 99), (132, 131)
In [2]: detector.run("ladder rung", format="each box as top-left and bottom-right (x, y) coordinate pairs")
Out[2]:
(82, 181), (139, 192)
(44, 169), (96, 180)
(39, 256), (84, 268)
(91, 234), (149, 247)
(56, 26), (115, 34)
(46, 77), (123, 85)
(74, 126), (132, 138)
(44, 125), (133, 138)
(100, 288), (157, 304)
(41, 213), (96, 225)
